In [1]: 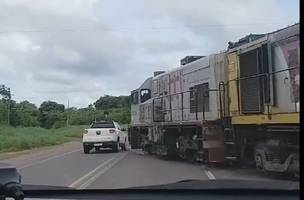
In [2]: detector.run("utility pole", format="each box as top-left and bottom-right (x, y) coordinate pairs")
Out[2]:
(7, 88), (11, 125)
(66, 98), (69, 127)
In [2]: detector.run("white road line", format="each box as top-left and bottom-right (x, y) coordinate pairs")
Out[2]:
(78, 153), (127, 189)
(69, 152), (127, 189)
(69, 156), (116, 188)
(205, 170), (216, 180)
(19, 148), (82, 169)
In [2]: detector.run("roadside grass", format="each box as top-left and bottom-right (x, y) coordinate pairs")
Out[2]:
(0, 125), (87, 153)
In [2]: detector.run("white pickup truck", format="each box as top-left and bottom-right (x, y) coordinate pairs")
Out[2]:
(82, 120), (127, 154)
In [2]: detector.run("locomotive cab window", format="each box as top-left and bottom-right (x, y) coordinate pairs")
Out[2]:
(140, 89), (151, 103)
(131, 91), (139, 104)
(190, 83), (209, 113)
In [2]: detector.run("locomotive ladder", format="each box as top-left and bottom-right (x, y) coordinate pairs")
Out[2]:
(218, 81), (238, 162)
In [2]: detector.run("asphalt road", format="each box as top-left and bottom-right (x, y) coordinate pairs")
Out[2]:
(1, 141), (295, 189)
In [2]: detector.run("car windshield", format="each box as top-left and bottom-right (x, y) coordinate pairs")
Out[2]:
(90, 122), (115, 128)
(0, 0), (299, 193)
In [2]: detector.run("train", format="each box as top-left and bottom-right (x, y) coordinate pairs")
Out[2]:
(128, 23), (299, 177)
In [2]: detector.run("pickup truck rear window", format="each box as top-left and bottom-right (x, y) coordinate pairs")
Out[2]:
(90, 122), (115, 128)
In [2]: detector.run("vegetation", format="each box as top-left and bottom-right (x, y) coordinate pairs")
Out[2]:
(0, 125), (86, 153)
(0, 94), (131, 129)
(0, 85), (131, 153)
(94, 95), (130, 110)
(38, 101), (65, 129)
(67, 107), (130, 126)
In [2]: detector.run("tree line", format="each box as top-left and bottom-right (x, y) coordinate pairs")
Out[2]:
(0, 94), (131, 129)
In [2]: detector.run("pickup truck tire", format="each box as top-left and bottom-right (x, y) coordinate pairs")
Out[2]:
(112, 142), (119, 153)
(83, 146), (91, 154)
(120, 143), (126, 151)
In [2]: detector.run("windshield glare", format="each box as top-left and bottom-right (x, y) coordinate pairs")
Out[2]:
(0, 0), (299, 192)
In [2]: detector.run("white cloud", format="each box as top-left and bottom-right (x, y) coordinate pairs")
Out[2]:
(52, 46), (84, 64)
(2, 0), (97, 17)
(0, 0), (299, 107)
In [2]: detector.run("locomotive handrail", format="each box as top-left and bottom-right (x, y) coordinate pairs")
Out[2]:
(226, 66), (299, 114)
(150, 66), (299, 123)
(228, 66), (299, 82)
(218, 81), (227, 119)
(152, 87), (224, 122)
(152, 90), (192, 122)
(153, 90), (192, 99)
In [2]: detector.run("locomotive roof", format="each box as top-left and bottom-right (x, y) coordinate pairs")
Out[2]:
(227, 22), (299, 53)
(152, 55), (210, 80)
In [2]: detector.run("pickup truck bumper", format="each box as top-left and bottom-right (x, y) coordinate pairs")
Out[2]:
(83, 141), (116, 149)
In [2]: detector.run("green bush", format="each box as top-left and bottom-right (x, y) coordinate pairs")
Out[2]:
(0, 125), (87, 153)
(52, 119), (66, 129)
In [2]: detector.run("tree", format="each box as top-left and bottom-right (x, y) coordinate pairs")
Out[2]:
(38, 101), (65, 129)
(10, 101), (39, 127)
(0, 94), (131, 128)
(93, 95), (131, 124)
(94, 95), (130, 110)
(0, 99), (7, 124)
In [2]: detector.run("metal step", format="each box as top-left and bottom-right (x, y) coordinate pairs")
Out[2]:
(224, 128), (233, 131)
(225, 156), (237, 160)
(224, 142), (235, 145)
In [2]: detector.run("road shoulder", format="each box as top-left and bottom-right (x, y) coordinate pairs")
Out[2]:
(0, 141), (82, 169)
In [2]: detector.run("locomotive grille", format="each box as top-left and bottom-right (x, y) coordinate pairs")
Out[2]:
(239, 47), (266, 113)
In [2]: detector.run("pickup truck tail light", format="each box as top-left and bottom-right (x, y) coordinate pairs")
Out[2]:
(109, 129), (116, 133)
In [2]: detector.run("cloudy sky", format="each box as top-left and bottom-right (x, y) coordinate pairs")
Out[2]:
(0, 0), (299, 108)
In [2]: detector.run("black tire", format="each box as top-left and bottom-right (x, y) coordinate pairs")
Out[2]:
(112, 142), (119, 153)
(119, 143), (123, 151)
(83, 145), (91, 154)
(292, 172), (299, 181)
(288, 158), (299, 180)
(120, 143), (126, 151)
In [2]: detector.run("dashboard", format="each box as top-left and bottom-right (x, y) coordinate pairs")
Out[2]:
(23, 190), (299, 200)
(0, 165), (299, 200)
